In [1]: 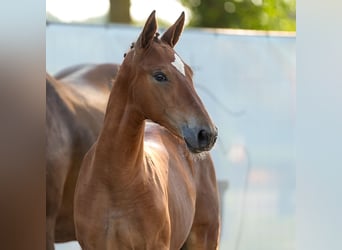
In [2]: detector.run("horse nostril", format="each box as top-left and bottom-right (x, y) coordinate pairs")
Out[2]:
(213, 127), (218, 143)
(198, 129), (210, 148)
(212, 133), (218, 144)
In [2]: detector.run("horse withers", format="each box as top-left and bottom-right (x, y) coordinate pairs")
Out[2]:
(74, 11), (220, 250)
(46, 63), (119, 250)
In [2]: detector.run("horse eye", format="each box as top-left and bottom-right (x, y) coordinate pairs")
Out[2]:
(153, 72), (168, 82)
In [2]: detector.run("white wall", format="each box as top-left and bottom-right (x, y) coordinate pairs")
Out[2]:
(47, 23), (295, 250)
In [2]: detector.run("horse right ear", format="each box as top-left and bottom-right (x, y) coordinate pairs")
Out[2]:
(161, 12), (185, 48)
(136, 10), (157, 50)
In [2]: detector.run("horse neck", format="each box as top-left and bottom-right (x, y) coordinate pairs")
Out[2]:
(95, 70), (146, 181)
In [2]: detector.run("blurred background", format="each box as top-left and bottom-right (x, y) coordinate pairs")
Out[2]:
(47, 1), (295, 249)
(46, 0), (295, 30)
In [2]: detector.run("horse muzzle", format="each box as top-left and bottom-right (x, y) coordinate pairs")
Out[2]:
(182, 125), (218, 153)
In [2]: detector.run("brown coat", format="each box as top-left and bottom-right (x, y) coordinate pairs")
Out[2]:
(46, 63), (119, 249)
(74, 11), (220, 250)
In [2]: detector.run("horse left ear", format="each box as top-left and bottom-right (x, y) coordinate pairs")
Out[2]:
(161, 12), (185, 48)
(136, 10), (158, 50)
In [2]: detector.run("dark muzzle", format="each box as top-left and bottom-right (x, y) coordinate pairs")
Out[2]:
(182, 126), (218, 153)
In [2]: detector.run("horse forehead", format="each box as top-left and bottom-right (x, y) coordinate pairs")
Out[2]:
(150, 46), (186, 77)
(171, 53), (186, 77)
(158, 46), (186, 77)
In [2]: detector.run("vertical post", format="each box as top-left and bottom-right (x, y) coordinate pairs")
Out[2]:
(109, 0), (131, 24)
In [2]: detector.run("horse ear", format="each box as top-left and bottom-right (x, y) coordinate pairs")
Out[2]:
(161, 12), (185, 48)
(136, 10), (157, 49)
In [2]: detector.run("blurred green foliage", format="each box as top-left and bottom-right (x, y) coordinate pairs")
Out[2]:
(181, 0), (296, 31)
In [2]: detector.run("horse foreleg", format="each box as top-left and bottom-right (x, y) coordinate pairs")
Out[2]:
(182, 158), (221, 250)
(181, 221), (220, 250)
(46, 163), (68, 250)
(46, 216), (56, 250)
(181, 195), (220, 250)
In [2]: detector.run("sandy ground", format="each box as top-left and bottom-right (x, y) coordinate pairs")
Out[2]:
(55, 241), (81, 250)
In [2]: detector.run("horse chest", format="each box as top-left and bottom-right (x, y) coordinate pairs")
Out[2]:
(105, 191), (171, 249)
(144, 140), (197, 244)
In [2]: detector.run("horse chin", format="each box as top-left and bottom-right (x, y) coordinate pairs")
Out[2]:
(184, 138), (208, 154)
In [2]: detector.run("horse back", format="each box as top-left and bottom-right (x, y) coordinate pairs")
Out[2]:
(55, 63), (119, 92)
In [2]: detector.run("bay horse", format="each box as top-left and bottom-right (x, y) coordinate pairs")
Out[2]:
(74, 11), (220, 249)
(46, 63), (119, 250)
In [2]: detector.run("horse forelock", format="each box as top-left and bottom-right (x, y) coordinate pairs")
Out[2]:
(123, 33), (161, 58)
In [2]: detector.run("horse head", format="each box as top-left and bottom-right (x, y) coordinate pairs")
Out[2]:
(121, 11), (217, 153)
